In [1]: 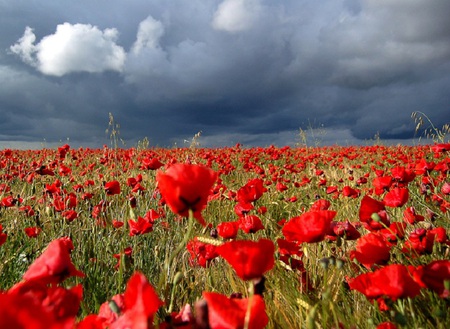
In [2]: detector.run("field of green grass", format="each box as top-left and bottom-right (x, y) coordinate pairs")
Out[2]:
(0, 143), (449, 328)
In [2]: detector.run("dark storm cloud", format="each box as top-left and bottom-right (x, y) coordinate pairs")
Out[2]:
(1, 0), (449, 149)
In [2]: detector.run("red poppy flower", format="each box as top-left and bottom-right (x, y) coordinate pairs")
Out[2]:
(277, 238), (305, 271)
(113, 247), (133, 270)
(186, 238), (219, 268)
(236, 178), (265, 204)
(0, 183), (10, 193)
(342, 185), (360, 198)
(377, 322), (398, 329)
(143, 209), (162, 223)
(412, 260), (450, 297)
(347, 264), (422, 309)
(390, 166), (415, 184)
(140, 157), (164, 170)
(431, 143), (450, 153)
(310, 199), (331, 211)
(62, 210), (78, 222)
(238, 215), (265, 234)
(276, 182), (288, 192)
(356, 176), (368, 185)
(415, 158), (435, 175)
(57, 143), (70, 158)
(161, 304), (193, 329)
(127, 177), (138, 188)
(91, 200), (109, 220)
(110, 272), (164, 329)
(97, 294), (125, 327)
(326, 185), (338, 194)
(441, 182), (450, 195)
(1, 195), (19, 207)
(82, 192), (94, 201)
(128, 216), (154, 236)
(45, 285), (83, 321)
(403, 206), (424, 224)
(0, 291), (58, 329)
(277, 238), (303, 258)
(380, 222), (407, 244)
(402, 228), (433, 256)
(19, 205), (35, 217)
(35, 166), (55, 176)
(156, 163), (217, 226)
(359, 195), (390, 231)
(104, 180), (121, 196)
(76, 314), (105, 329)
(217, 221), (239, 239)
(234, 202), (254, 216)
(216, 238), (275, 280)
(131, 183), (146, 193)
(350, 233), (391, 268)
(202, 292), (269, 329)
(372, 176), (392, 195)
(282, 210), (336, 243)
(23, 237), (84, 284)
(257, 206), (267, 214)
(58, 164), (72, 176)
(428, 227), (448, 244)
(24, 227), (42, 238)
(402, 227), (447, 256)
(0, 224), (7, 247)
(295, 176), (311, 187)
(52, 195), (65, 212)
(45, 180), (62, 196)
(328, 221), (361, 240)
(383, 187), (409, 207)
(9, 281), (83, 323)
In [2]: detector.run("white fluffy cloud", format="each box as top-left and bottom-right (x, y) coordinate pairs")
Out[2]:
(9, 27), (37, 66)
(10, 23), (126, 76)
(131, 16), (164, 54)
(212, 0), (262, 32)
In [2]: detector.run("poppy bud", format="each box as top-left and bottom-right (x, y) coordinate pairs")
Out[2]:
(109, 300), (121, 315)
(319, 257), (330, 270)
(336, 258), (344, 269)
(371, 213), (381, 222)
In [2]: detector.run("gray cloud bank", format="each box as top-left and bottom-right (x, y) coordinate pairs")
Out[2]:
(1, 0), (449, 149)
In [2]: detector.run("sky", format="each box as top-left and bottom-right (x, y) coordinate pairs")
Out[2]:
(1, 0), (449, 149)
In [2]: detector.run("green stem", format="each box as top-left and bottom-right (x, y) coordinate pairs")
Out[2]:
(158, 209), (196, 301)
(168, 209), (195, 266)
(244, 282), (255, 329)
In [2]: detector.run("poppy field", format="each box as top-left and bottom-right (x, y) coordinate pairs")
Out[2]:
(0, 142), (449, 328)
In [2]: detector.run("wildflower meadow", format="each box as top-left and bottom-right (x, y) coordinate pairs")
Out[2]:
(0, 140), (449, 328)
